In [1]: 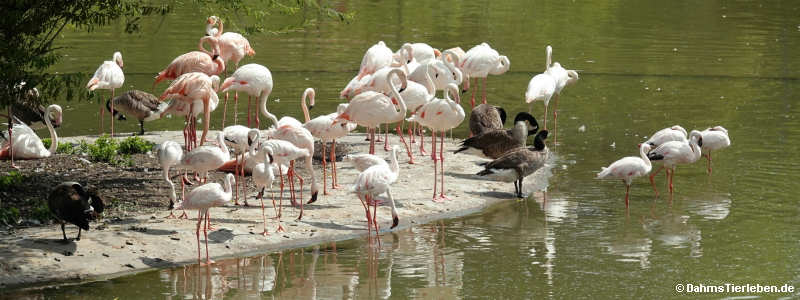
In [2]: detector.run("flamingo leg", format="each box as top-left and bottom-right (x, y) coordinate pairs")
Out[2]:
(288, 161), (297, 206)
(470, 78), (476, 109)
(409, 122), (416, 144)
(383, 123), (390, 151)
(331, 140), (341, 189)
(432, 131), (443, 202)
(482, 77), (487, 105)
(669, 168), (675, 193)
(276, 165), (285, 218)
(195, 210), (203, 264)
(203, 210), (214, 266)
(234, 91), (239, 124)
(359, 194), (371, 236)
(110, 89), (115, 137)
(222, 92), (229, 128)
(258, 188), (269, 236)
(543, 103), (549, 131)
(242, 153), (248, 206)
(322, 141), (328, 195)
(649, 166), (663, 197)
(439, 131), (450, 200)
(247, 93), (252, 127)
(706, 151), (713, 174)
(369, 128), (376, 155)
(254, 95), (260, 129)
(418, 125), (427, 156)
(396, 123), (414, 164)
(99, 104), (104, 136)
(552, 93), (559, 145)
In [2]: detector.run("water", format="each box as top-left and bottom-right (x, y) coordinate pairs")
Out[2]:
(8, 0), (800, 298)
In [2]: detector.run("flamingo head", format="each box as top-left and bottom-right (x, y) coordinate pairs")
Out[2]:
(207, 16), (218, 25)
(303, 87), (316, 109)
(210, 75), (221, 92)
(566, 70), (580, 85)
(113, 51), (123, 69)
(220, 77), (243, 93)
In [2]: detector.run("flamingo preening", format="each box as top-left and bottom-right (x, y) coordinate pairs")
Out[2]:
(700, 126), (731, 174)
(647, 130), (704, 195)
(597, 143), (653, 207)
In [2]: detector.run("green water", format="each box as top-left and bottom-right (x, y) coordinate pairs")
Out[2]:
(8, 0), (800, 298)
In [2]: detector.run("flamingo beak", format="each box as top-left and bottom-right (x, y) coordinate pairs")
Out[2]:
(307, 191), (318, 204)
(391, 215), (399, 229)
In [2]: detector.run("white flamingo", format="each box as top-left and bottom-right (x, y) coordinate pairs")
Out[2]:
(525, 73), (556, 129)
(0, 104), (62, 161)
(408, 49), (462, 93)
(408, 83), (465, 201)
(543, 45), (579, 143)
(252, 145), (275, 236)
(700, 126), (731, 174)
(86, 51), (124, 136)
(223, 125), (260, 205)
(304, 102), (357, 194)
(647, 130), (703, 195)
(219, 63), (278, 129)
(461, 43), (510, 108)
(352, 146), (400, 239)
(175, 173), (235, 266)
(334, 69), (409, 155)
(344, 152), (389, 172)
(156, 141), (187, 219)
(644, 125), (687, 190)
(207, 17), (258, 128)
(261, 139), (311, 227)
(597, 143), (653, 207)
(179, 131), (231, 183)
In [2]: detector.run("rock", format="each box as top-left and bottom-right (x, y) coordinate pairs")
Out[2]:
(102, 253), (109, 257)
(124, 264), (134, 268)
(54, 257), (61, 262)
(169, 237), (180, 241)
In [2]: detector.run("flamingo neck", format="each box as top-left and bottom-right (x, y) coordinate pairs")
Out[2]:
(301, 88), (314, 123)
(639, 145), (652, 169)
(214, 58), (225, 75)
(45, 106), (57, 155)
(422, 64), (435, 96)
(387, 70), (407, 119)
(442, 49), (463, 84)
(259, 90), (278, 126)
(389, 148), (399, 175)
(217, 134), (229, 155)
(223, 175), (233, 194)
(546, 46), (553, 69)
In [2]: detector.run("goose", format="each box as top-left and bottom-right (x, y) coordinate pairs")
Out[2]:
(700, 126), (731, 174)
(469, 103), (507, 136)
(597, 143), (653, 207)
(455, 112), (538, 159)
(476, 130), (549, 198)
(106, 90), (168, 135)
(48, 182), (105, 241)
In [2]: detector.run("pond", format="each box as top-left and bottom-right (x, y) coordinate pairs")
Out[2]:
(8, 0), (800, 298)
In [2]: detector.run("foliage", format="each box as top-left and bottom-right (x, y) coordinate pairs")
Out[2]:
(0, 171), (26, 190)
(0, 206), (20, 226)
(118, 136), (155, 155)
(31, 202), (52, 224)
(41, 138), (76, 154)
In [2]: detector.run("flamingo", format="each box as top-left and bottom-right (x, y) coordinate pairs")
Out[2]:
(175, 173), (235, 266)
(339, 74), (373, 100)
(304, 101), (358, 194)
(525, 73), (556, 129)
(334, 69), (409, 155)
(344, 152), (389, 172)
(219, 63), (278, 129)
(153, 36), (225, 87)
(543, 45), (579, 142)
(0, 104), (62, 161)
(260, 139), (311, 226)
(86, 51), (124, 136)
(597, 143), (654, 207)
(647, 130), (703, 195)
(407, 83), (465, 201)
(207, 17), (257, 128)
(461, 43), (510, 108)
(700, 126), (731, 174)
(357, 41), (394, 80)
(156, 141), (188, 219)
(160, 73), (221, 151)
(408, 49), (463, 93)
(252, 145), (275, 236)
(106, 90), (167, 135)
(351, 146), (400, 239)
(222, 125), (260, 205)
(178, 131), (231, 183)
(644, 125), (687, 193)
(476, 130), (549, 198)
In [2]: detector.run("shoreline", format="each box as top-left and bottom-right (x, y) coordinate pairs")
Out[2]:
(0, 131), (554, 291)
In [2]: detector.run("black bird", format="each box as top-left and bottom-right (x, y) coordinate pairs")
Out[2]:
(48, 182), (105, 241)
(476, 130), (549, 198)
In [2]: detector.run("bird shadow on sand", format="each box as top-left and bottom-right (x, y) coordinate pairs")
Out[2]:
(446, 172), (481, 180)
(207, 228), (236, 244)
(300, 220), (362, 231)
(127, 227), (178, 236)
(140, 256), (179, 268)
(21, 238), (78, 256)
(465, 190), (515, 199)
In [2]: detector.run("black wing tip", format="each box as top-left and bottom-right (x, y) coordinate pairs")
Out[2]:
(391, 216), (399, 229)
(647, 153), (664, 161)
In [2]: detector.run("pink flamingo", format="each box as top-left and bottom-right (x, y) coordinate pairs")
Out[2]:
(159, 72), (221, 149)
(206, 16), (257, 128)
(222, 125), (260, 205)
(407, 83), (465, 202)
(175, 173), (234, 266)
(334, 69), (409, 155)
(304, 100), (357, 194)
(644, 125), (687, 193)
(219, 63), (279, 129)
(86, 51), (124, 136)
(153, 36), (225, 88)
(357, 41), (394, 80)
(597, 143), (653, 207)
(461, 43), (510, 108)
(352, 146), (400, 240)
(700, 126), (731, 174)
(260, 139), (311, 227)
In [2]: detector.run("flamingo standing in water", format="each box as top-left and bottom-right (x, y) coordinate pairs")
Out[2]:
(597, 143), (653, 207)
(334, 69), (409, 155)
(644, 125), (687, 195)
(153, 36), (225, 88)
(352, 146), (400, 239)
(542, 45), (579, 143)
(700, 126), (731, 174)
(220, 63), (279, 129)
(87, 51), (124, 136)
(647, 130), (703, 195)
(357, 41), (394, 80)
(252, 145), (275, 236)
(1, 105), (62, 161)
(525, 72), (556, 128)
(303, 99), (358, 194)
(461, 43), (510, 108)
(206, 16), (257, 128)
(159, 72), (221, 149)
(408, 83), (465, 201)
(175, 173), (235, 266)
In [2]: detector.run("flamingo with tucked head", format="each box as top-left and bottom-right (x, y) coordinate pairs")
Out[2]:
(597, 143), (653, 207)
(700, 126), (731, 174)
(647, 130), (703, 195)
(357, 41), (394, 80)
(159, 72), (221, 150)
(153, 36), (225, 88)
(461, 43), (510, 108)
(542, 45), (579, 143)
